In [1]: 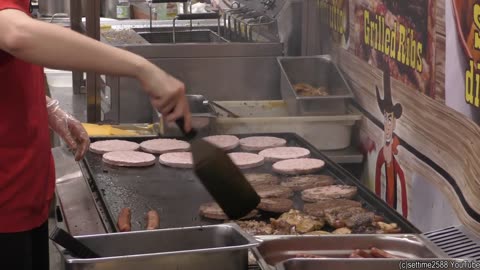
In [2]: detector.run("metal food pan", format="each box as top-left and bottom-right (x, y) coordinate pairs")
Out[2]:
(275, 258), (468, 270)
(83, 133), (419, 234)
(57, 223), (258, 270)
(252, 234), (447, 269)
(278, 55), (354, 116)
(211, 100), (361, 150)
(138, 30), (229, 43)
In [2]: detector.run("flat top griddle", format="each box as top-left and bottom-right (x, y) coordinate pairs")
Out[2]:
(83, 133), (419, 233)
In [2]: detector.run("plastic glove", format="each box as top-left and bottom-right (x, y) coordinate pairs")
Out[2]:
(46, 98), (90, 161)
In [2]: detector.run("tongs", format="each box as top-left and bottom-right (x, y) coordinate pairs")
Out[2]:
(204, 100), (240, 118)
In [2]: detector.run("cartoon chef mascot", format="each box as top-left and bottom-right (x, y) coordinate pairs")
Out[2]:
(374, 68), (408, 218)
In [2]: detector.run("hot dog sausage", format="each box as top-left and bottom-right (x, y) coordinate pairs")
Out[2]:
(146, 210), (160, 230)
(370, 247), (400, 258)
(117, 208), (131, 232)
(349, 250), (363, 258)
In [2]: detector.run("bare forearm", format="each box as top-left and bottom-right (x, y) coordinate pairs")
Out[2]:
(0, 9), (158, 80)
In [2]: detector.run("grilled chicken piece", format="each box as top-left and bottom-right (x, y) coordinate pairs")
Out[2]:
(305, 230), (331, 235)
(235, 220), (273, 235)
(332, 227), (351, 234)
(270, 209), (325, 234)
(375, 222), (401, 233)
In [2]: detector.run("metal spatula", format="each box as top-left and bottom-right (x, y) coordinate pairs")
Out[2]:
(175, 118), (260, 220)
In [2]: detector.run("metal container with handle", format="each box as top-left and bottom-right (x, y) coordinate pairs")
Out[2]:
(56, 224), (259, 270)
(278, 55), (354, 116)
(173, 12), (223, 43)
(252, 234), (450, 270)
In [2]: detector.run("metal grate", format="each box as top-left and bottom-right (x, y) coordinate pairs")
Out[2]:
(423, 226), (480, 261)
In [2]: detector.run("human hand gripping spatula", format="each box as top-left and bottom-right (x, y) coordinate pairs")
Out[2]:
(156, 112), (260, 219)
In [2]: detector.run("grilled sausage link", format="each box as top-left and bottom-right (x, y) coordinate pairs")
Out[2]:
(370, 247), (400, 258)
(117, 208), (132, 232)
(349, 250), (363, 258)
(146, 210), (160, 230)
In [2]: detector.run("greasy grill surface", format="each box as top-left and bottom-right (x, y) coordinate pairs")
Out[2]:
(83, 133), (419, 233)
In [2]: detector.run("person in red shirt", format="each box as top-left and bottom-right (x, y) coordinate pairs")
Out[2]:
(0, 1), (192, 269)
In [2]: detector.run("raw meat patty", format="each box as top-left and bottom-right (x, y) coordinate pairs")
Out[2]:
(254, 184), (293, 198)
(302, 185), (358, 202)
(199, 202), (258, 220)
(159, 152), (193, 168)
(102, 151), (156, 167)
(90, 140), (140, 154)
(258, 198), (294, 213)
(203, 135), (239, 150)
(259, 147), (310, 162)
(303, 199), (362, 217)
(239, 136), (287, 151)
(281, 174), (335, 191)
(244, 173), (280, 186)
(228, 152), (265, 169)
(272, 158), (325, 175)
(140, 138), (190, 154)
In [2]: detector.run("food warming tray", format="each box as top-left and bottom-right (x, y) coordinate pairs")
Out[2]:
(252, 234), (447, 269)
(82, 133), (419, 233)
(138, 30), (229, 43)
(278, 55), (354, 116)
(56, 223), (258, 270)
(211, 100), (361, 150)
(275, 258), (467, 270)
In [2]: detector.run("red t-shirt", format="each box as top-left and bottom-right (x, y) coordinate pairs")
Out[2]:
(0, 0), (55, 232)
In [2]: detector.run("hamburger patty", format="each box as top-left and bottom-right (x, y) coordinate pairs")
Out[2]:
(254, 184), (293, 199)
(239, 136), (287, 151)
(301, 185), (358, 202)
(140, 139), (190, 154)
(281, 174), (335, 191)
(259, 147), (310, 162)
(102, 151), (156, 167)
(202, 135), (239, 151)
(272, 158), (325, 175)
(199, 202), (258, 220)
(258, 198), (294, 213)
(228, 152), (265, 169)
(158, 152), (193, 168)
(90, 140), (140, 154)
(244, 173), (280, 186)
(303, 199), (362, 217)
(325, 206), (366, 227)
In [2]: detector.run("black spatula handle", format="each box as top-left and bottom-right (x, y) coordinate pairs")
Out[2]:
(49, 227), (99, 259)
(176, 118), (197, 140)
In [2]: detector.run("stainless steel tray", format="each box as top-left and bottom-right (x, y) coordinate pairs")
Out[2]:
(56, 223), (258, 270)
(212, 100), (361, 150)
(278, 55), (354, 116)
(275, 258), (469, 270)
(252, 234), (447, 269)
(138, 30), (228, 43)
